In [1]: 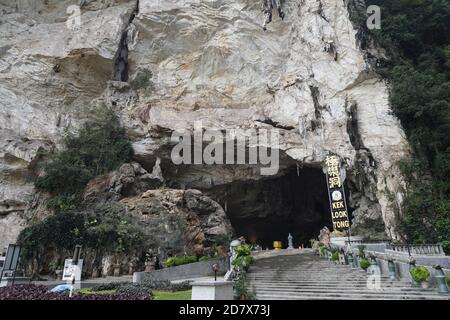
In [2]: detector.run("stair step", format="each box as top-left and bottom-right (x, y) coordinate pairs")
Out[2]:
(244, 251), (450, 300)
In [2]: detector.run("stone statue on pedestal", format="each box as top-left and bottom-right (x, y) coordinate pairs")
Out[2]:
(288, 233), (294, 249)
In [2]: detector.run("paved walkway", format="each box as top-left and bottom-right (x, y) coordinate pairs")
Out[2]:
(247, 249), (450, 300)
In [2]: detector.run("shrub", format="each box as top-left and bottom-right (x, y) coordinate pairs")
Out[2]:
(35, 110), (133, 212)
(445, 275), (450, 288)
(92, 280), (191, 293)
(410, 266), (431, 283)
(359, 259), (370, 270)
(231, 255), (254, 270)
(353, 1), (450, 254)
(331, 251), (340, 262)
(141, 280), (191, 292)
(357, 245), (366, 258)
(17, 204), (147, 268)
(235, 245), (252, 257)
(199, 256), (216, 262)
(234, 271), (256, 300)
(0, 284), (151, 300)
(319, 246), (326, 256)
(116, 283), (153, 296)
(165, 255), (196, 268)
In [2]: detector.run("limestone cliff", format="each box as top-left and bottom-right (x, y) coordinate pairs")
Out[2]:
(0, 0), (410, 249)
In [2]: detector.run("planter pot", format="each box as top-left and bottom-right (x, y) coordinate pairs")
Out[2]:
(420, 281), (430, 289)
(239, 295), (248, 300)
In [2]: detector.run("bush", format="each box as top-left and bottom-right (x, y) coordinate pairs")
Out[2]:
(359, 259), (370, 270)
(231, 255), (254, 270)
(17, 204), (147, 267)
(234, 271), (256, 300)
(354, 1), (450, 253)
(410, 266), (431, 283)
(165, 255), (197, 268)
(357, 245), (366, 258)
(446, 275), (450, 288)
(331, 251), (340, 262)
(235, 245), (252, 257)
(199, 256), (216, 262)
(35, 110), (133, 212)
(319, 246), (326, 256)
(116, 283), (153, 296)
(92, 280), (191, 293)
(0, 284), (151, 300)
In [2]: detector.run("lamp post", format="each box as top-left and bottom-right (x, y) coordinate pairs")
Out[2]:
(212, 263), (220, 281)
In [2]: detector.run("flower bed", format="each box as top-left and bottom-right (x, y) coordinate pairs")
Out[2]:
(0, 284), (152, 300)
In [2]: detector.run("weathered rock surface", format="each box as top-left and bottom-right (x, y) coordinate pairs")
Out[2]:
(121, 188), (232, 257)
(0, 0), (410, 248)
(84, 160), (164, 203)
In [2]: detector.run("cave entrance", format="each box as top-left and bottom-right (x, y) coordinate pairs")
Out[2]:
(210, 166), (336, 249)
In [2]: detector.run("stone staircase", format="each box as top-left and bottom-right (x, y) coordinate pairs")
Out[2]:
(247, 250), (450, 300)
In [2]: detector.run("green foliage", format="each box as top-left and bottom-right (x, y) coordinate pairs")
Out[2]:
(357, 1), (450, 253)
(198, 256), (216, 262)
(357, 245), (366, 258)
(235, 245), (252, 257)
(35, 110), (133, 212)
(410, 266), (431, 282)
(165, 256), (197, 268)
(232, 244), (254, 271)
(17, 204), (146, 261)
(445, 275), (450, 287)
(231, 256), (254, 270)
(331, 251), (340, 262)
(359, 258), (370, 270)
(234, 271), (256, 300)
(319, 246), (326, 256)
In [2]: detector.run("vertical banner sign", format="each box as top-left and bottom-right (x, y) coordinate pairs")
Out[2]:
(324, 155), (350, 232)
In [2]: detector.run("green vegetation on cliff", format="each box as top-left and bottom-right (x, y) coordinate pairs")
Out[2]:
(357, 0), (450, 251)
(17, 204), (146, 272)
(35, 110), (133, 212)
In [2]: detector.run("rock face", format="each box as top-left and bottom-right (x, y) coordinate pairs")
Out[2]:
(121, 189), (232, 258)
(0, 0), (409, 249)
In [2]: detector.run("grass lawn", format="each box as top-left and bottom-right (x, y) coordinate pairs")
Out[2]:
(153, 290), (192, 300)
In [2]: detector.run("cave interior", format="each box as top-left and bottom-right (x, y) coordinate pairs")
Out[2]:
(208, 166), (352, 249)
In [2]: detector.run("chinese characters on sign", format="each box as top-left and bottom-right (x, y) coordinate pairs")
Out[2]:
(324, 155), (350, 232)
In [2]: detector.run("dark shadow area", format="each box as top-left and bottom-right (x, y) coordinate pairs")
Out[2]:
(209, 166), (340, 249)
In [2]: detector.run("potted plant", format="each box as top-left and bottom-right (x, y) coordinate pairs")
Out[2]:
(331, 251), (340, 264)
(359, 258), (370, 271)
(410, 266), (431, 289)
(234, 271), (253, 300)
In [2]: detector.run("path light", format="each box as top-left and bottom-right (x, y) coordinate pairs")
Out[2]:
(433, 265), (449, 294)
(212, 263), (220, 281)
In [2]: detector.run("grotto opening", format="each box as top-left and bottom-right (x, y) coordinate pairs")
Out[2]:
(207, 165), (352, 249)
